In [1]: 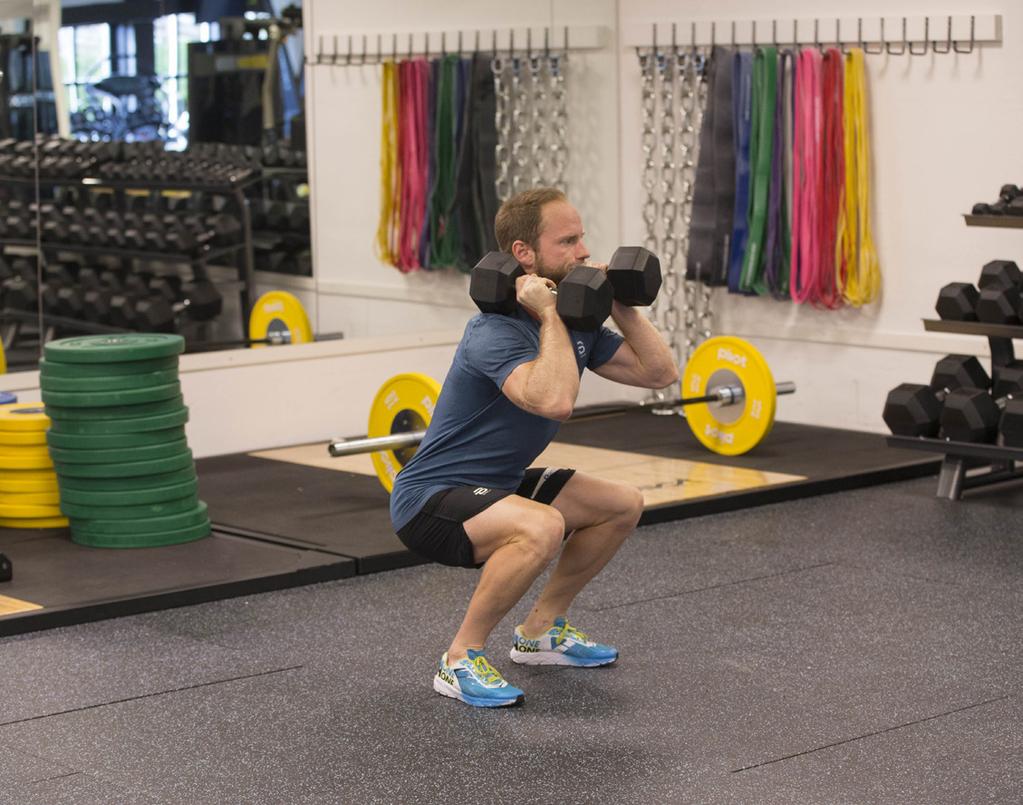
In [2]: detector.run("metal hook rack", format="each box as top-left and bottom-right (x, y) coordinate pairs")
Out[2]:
(621, 14), (1000, 56)
(306, 24), (605, 66)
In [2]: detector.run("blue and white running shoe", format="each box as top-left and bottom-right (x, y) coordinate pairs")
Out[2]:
(433, 649), (525, 708)
(509, 617), (618, 667)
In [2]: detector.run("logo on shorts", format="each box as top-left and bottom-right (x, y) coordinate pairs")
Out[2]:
(576, 340), (586, 357)
(473, 487), (490, 496)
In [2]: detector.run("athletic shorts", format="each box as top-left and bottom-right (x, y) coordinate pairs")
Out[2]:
(395, 467), (576, 569)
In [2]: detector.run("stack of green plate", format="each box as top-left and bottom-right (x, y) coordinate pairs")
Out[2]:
(40, 334), (211, 548)
(0, 402), (68, 529)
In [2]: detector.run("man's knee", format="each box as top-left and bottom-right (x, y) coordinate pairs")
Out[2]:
(617, 484), (644, 529)
(519, 508), (565, 562)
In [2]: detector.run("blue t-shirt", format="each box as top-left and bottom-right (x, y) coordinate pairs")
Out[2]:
(389, 307), (624, 531)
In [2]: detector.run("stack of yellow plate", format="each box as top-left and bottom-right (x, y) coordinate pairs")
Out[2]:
(0, 403), (66, 529)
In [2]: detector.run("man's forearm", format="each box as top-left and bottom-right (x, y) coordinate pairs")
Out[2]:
(611, 302), (679, 384)
(523, 311), (580, 416)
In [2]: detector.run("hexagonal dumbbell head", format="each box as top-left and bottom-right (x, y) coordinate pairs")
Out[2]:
(940, 388), (1000, 443)
(470, 252), (523, 316)
(182, 280), (223, 321)
(557, 266), (614, 332)
(977, 259), (1021, 290)
(992, 361), (1023, 399)
(930, 354), (990, 392)
(998, 398), (1023, 448)
(976, 286), (1022, 325)
(606, 246), (662, 307)
(934, 282), (979, 321)
(882, 383), (942, 437)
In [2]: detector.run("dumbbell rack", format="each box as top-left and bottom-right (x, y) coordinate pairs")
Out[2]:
(886, 317), (1023, 500)
(963, 215), (1023, 229)
(0, 172), (260, 335)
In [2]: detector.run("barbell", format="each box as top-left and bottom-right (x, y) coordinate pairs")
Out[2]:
(328, 336), (797, 492)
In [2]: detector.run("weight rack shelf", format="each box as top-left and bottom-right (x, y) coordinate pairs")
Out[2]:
(963, 215), (1023, 229)
(0, 238), (246, 265)
(922, 319), (1023, 339)
(885, 435), (1023, 500)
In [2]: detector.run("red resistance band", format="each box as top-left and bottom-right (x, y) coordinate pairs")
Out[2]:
(397, 59), (430, 272)
(817, 49), (845, 310)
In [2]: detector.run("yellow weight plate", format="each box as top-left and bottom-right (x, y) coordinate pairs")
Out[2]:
(367, 373), (440, 493)
(0, 502), (64, 518)
(682, 337), (778, 456)
(0, 403), (49, 432)
(0, 490), (60, 506)
(0, 448), (54, 470)
(248, 291), (313, 348)
(0, 339), (5, 374)
(0, 473), (59, 494)
(0, 516), (68, 529)
(0, 429), (48, 446)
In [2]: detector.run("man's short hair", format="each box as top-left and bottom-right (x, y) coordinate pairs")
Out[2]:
(494, 188), (567, 253)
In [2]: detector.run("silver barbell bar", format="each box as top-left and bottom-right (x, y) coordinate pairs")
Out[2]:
(326, 381), (796, 458)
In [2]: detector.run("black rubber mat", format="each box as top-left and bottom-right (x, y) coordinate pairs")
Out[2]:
(198, 413), (939, 569)
(0, 527), (355, 637)
(196, 454), (421, 575)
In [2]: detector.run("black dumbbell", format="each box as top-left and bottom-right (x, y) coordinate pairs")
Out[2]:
(935, 282), (979, 321)
(1, 276), (36, 310)
(941, 380), (1023, 443)
(470, 252), (613, 332)
(883, 355), (991, 437)
(134, 278), (223, 331)
(976, 260), (1023, 325)
(82, 270), (124, 324)
(108, 274), (150, 329)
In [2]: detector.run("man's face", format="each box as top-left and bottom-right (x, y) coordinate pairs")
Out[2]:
(518, 201), (590, 284)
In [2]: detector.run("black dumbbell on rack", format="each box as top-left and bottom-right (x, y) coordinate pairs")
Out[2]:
(935, 260), (1022, 323)
(882, 354), (991, 437)
(971, 184), (1023, 217)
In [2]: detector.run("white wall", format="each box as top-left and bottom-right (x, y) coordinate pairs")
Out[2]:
(302, 0), (1023, 436)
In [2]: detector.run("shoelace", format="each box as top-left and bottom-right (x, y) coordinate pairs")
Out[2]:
(470, 655), (504, 686)
(555, 621), (589, 646)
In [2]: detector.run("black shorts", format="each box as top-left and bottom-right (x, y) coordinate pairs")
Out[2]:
(395, 468), (576, 569)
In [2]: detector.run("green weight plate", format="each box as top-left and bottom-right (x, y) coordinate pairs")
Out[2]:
(57, 465), (195, 492)
(49, 438), (189, 465)
(45, 396), (185, 421)
(42, 382), (181, 409)
(46, 426), (187, 450)
(44, 333), (185, 364)
(71, 518), (210, 549)
(48, 408), (189, 435)
(59, 493), (199, 520)
(39, 355), (179, 378)
(40, 368), (179, 393)
(69, 501), (208, 535)
(58, 478), (198, 506)
(54, 449), (193, 479)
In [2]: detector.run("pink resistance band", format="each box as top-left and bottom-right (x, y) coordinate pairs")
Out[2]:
(397, 60), (430, 271)
(790, 48), (822, 304)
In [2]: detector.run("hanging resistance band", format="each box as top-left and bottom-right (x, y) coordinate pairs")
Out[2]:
(375, 61), (399, 267)
(817, 48), (845, 309)
(427, 55), (462, 268)
(763, 49), (794, 298)
(739, 46), (777, 295)
(687, 47), (735, 287)
(397, 59), (429, 271)
(837, 49), (881, 306)
(790, 48), (821, 304)
(726, 52), (753, 293)
(455, 53), (499, 268)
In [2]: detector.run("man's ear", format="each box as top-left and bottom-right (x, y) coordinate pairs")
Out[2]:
(511, 240), (535, 271)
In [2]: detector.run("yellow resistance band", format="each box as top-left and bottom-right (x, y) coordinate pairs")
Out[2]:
(836, 49), (880, 307)
(375, 61), (400, 265)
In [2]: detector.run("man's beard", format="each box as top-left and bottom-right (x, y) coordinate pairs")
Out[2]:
(534, 254), (576, 285)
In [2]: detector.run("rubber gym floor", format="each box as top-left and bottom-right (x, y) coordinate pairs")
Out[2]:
(0, 412), (1020, 803)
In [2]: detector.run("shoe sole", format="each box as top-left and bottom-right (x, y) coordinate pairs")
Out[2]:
(433, 675), (524, 708)
(509, 648), (618, 667)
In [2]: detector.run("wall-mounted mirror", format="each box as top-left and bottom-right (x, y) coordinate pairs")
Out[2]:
(0, 0), (312, 373)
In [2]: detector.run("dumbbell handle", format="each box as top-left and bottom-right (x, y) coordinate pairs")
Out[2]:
(326, 381), (797, 459)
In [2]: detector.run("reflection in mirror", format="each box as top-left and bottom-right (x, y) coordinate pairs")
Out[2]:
(1, 0), (314, 373)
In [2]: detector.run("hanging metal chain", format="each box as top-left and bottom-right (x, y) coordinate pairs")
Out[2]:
(676, 50), (709, 363)
(493, 54), (513, 202)
(638, 49), (659, 256)
(509, 54), (529, 196)
(691, 52), (714, 345)
(549, 52), (568, 191)
(528, 51), (548, 186)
